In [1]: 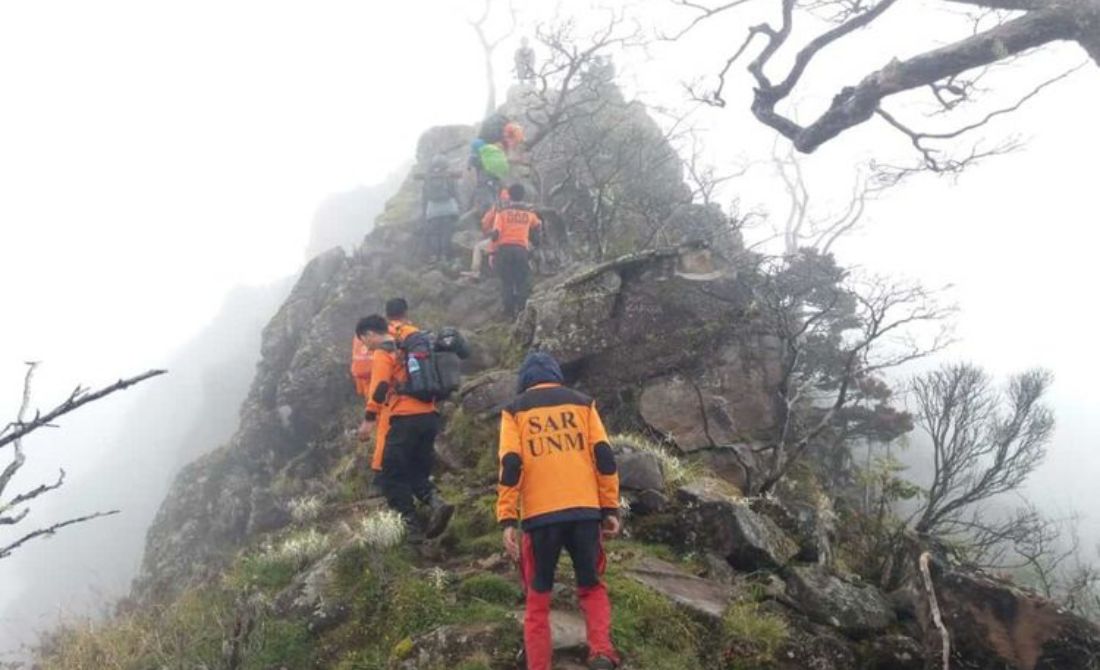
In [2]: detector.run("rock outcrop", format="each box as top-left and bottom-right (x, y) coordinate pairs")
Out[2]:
(108, 81), (1100, 670)
(676, 478), (799, 571)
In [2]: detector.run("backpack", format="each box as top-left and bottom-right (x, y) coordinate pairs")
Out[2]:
(478, 143), (510, 181)
(479, 113), (509, 143)
(423, 171), (453, 203)
(396, 328), (470, 402)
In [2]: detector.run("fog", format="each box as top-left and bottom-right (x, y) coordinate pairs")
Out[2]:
(2, 0), (1098, 658)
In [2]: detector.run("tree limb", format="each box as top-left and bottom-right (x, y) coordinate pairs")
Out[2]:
(0, 369), (167, 451)
(0, 510), (120, 559)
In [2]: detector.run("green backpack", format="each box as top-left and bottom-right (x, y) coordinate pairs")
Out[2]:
(478, 143), (510, 181)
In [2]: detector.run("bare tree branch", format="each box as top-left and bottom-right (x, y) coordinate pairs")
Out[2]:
(0, 510), (120, 560)
(669, 0), (1098, 160)
(468, 0), (518, 116)
(0, 369), (166, 452)
(1, 366), (165, 561)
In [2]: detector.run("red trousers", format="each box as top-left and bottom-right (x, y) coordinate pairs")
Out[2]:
(519, 520), (619, 670)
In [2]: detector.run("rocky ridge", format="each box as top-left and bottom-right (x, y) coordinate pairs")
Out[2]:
(41, 83), (1099, 670)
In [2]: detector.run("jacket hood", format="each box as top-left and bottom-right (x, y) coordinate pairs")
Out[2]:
(517, 352), (564, 393)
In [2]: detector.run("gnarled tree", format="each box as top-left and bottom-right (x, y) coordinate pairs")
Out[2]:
(908, 363), (1054, 548)
(467, 0), (518, 117)
(669, 0), (1096, 169)
(751, 250), (953, 494)
(0, 363), (165, 560)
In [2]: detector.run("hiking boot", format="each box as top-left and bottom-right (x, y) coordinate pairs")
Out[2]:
(424, 495), (455, 539)
(404, 518), (426, 545)
(588, 656), (617, 670)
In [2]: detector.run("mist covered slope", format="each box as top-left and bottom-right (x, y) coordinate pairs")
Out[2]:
(32, 83), (1100, 669)
(1, 174), (398, 659)
(0, 280), (290, 653)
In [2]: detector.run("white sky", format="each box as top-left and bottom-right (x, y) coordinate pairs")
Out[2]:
(1, 0), (1098, 648)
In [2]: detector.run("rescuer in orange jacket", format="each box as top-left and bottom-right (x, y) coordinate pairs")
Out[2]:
(497, 352), (621, 670)
(355, 298), (421, 470)
(488, 183), (541, 318)
(360, 310), (454, 541)
(350, 336), (373, 397)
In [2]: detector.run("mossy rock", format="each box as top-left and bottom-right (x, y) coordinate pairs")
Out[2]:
(457, 573), (522, 607)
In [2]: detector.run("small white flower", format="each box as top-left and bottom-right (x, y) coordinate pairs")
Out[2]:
(357, 509), (407, 549)
(288, 495), (324, 524)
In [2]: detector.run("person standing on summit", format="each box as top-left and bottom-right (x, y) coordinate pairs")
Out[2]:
(514, 37), (536, 83)
(497, 352), (622, 670)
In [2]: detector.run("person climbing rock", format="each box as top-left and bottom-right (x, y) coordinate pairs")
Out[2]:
(487, 183), (541, 317)
(514, 37), (536, 83)
(420, 154), (460, 263)
(462, 187), (509, 281)
(360, 312), (454, 542)
(354, 298), (415, 473)
(354, 317), (392, 475)
(350, 330), (373, 398)
(385, 297), (415, 343)
(497, 352), (621, 670)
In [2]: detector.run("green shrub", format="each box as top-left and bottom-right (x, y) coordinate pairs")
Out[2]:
(607, 572), (704, 669)
(721, 601), (790, 670)
(231, 553), (299, 593)
(243, 619), (314, 670)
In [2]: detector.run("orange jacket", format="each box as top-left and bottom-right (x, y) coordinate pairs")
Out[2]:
(370, 410), (391, 472)
(490, 204), (541, 250)
(350, 337), (373, 396)
(496, 383), (619, 529)
(366, 339), (437, 419)
(389, 319), (415, 342)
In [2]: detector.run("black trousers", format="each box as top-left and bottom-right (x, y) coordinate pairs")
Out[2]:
(378, 412), (440, 522)
(526, 519), (603, 593)
(496, 244), (530, 317)
(425, 215), (456, 261)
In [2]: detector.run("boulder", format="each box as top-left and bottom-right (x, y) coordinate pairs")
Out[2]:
(616, 450), (665, 491)
(857, 635), (924, 670)
(517, 245), (778, 407)
(511, 609), (587, 656)
(693, 444), (755, 493)
(626, 556), (734, 620)
(631, 488), (669, 515)
(774, 626), (859, 670)
(638, 341), (779, 453)
(677, 479), (798, 571)
(273, 553), (348, 634)
(784, 564), (895, 636)
(394, 621), (520, 670)
(459, 370), (517, 417)
(639, 375), (738, 451)
(925, 566), (1100, 669)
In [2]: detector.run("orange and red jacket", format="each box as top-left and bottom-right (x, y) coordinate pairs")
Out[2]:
(489, 204), (541, 250)
(496, 383), (619, 529)
(350, 337), (373, 396)
(365, 322), (436, 420)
